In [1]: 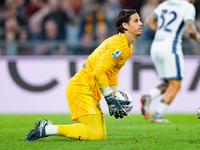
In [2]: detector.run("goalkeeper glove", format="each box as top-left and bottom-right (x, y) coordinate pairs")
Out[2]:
(118, 100), (130, 105)
(104, 93), (129, 119)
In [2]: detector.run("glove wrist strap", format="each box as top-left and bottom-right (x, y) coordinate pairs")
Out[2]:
(104, 93), (115, 103)
(100, 86), (113, 96)
(109, 85), (119, 93)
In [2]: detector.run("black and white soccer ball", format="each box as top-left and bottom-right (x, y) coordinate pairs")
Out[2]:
(114, 90), (133, 114)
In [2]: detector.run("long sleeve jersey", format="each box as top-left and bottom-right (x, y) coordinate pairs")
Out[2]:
(84, 32), (133, 89)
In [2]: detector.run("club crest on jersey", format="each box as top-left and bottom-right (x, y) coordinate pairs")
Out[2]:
(112, 49), (121, 58)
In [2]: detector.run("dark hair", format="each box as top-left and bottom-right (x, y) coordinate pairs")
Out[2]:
(115, 9), (137, 33)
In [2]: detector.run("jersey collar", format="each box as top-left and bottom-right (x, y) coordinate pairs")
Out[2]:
(119, 32), (129, 46)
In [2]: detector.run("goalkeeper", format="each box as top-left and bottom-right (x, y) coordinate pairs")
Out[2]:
(24, 9), (143, 141)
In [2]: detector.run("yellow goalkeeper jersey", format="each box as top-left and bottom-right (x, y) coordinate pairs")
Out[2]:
(84, 32), (133, 88)
(66, 32), (133, 121)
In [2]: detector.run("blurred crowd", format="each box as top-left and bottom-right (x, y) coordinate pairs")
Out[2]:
(0, 0), (199, 55)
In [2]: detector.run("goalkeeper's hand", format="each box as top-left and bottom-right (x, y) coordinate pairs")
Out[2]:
(104, 93), (129, 119)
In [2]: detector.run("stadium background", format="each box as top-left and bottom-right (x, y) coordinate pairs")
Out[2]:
(0, 0), (200, 114)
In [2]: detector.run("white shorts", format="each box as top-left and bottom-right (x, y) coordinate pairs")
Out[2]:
(151, 50), (184, 80)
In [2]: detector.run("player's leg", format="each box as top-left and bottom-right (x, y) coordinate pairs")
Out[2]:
(56, 114), (106, 140)
(24, 70), (106, 141)
(43, 101), (107, 140)
(46, 114), (106, 140)
(60, 71), (106, 140)
(151, 50), (183, 122)
(148, 80), (169, 100)
(151, 79), (181, 123)
(24, 119), (54, 141)
(141, 50), (169, 119)
(141, 81), (169, 119)
(24, 114), (106, 141)
(162, 80), (181, 105)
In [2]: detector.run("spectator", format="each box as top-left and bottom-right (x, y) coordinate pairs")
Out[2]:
(35, 19), (67, 55)
(100, 0), (122, 36)
(29, 0), (73, 40)
(28, 0), (49, 39)
(79, 0), (108, 41)
(77, 32), (94, 55)
(118, 0), (144, 12)
(14, 0), (26, 16)
(61, 0), (80, 43)
(1, 17), (20, 41)
(41, 0), (71, 40)
(18, 27), (32, 55)
(77, 22), (109, 55)
(1, 17), (20, 55)
(24, 0), (47, 21)
(140, 0), (159, 23)
(95, 22), (109, 43)
(67, 0), (82, 15)
(3, 0), (27, 26)
(0, 6), (17, 29)
(133, 0), (159, 55)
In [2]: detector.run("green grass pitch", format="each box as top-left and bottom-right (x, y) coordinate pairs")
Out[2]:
(0, 114), (200, 150)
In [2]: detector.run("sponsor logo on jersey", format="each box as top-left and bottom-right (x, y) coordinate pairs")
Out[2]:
(112, 49), (121, 58)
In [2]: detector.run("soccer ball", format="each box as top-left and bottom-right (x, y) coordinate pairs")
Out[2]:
(114, 90), (133, 114)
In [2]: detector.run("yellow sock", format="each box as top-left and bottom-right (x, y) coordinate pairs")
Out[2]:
(56, 115), (106, 140)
